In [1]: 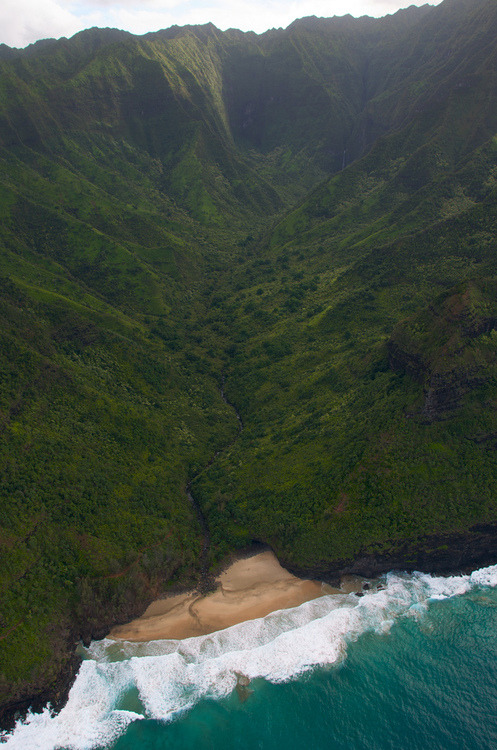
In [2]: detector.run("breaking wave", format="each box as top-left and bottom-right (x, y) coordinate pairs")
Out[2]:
(3, 564), (497, 750)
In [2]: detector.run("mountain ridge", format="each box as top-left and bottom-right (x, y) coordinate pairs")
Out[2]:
(2, 0), (497, 727)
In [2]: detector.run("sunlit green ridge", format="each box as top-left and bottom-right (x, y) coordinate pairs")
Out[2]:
(1, 0), (497, 724)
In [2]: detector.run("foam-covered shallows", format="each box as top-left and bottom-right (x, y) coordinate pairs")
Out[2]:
(3, 565), (497, 750)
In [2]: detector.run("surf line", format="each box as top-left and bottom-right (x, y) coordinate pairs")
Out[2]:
(187, 374), (243, 594)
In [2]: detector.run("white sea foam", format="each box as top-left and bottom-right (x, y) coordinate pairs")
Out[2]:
(3, 564), (497, 750)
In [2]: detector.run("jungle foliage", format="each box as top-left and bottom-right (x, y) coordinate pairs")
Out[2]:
(1, 0), (497, 716)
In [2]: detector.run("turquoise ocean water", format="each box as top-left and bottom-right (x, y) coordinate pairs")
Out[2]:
(4, 566), (497, 749)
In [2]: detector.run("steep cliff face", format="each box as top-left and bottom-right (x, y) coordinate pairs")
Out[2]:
(287, 523), (497, 582)
(2, 2), (495, 223)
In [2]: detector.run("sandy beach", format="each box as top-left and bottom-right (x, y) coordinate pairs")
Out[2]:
(108, 550), (348, 642)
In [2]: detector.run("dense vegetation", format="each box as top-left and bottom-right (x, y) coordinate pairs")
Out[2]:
(1, 0), (497, 721)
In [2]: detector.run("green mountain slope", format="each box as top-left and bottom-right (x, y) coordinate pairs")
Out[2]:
(2, 0), (497, 724)
(194, 158), (497, 569)
(191, 0), (497, 569)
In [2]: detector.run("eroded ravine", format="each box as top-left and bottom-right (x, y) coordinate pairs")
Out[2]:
(187, 375), (243, 593)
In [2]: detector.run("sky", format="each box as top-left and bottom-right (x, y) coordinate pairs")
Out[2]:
(1, 0), (443, 49)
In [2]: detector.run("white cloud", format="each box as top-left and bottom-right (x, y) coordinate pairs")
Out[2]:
(0, 0), (77, 47)
(0, 0), (442, 48)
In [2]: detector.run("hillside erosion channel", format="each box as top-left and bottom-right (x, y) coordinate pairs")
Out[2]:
(5, 378), (497, 732)
(0, 376), (245, 733)
(187, 374), (244, 594)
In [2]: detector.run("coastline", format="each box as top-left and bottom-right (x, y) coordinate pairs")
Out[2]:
(5, 551), (497, 748)
(4, 526), (497, 732)
(108, 550), (345, 642)
(108, 521), (497, 646)
(285, 523), (497, 583)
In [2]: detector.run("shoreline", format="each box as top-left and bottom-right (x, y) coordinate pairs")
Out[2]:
(4, 528), (497, 731)
(285, 523), (497, 584)
(108, 550), (355, 642)
(108, 522), (497, 643)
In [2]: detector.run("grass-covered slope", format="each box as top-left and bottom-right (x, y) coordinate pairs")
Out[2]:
(0, 184), (242, 713)
(191, 0), (497, 571)
(2, 0), (497, 723)
(0, 30), (252, 711)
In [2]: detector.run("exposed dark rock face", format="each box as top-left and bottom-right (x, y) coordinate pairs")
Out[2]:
(0, 651), (80, 733)
(287, 524), (497, 583)
(388, 279), (497, 421)
(421, 370), (488, 422)
(387, 338), (425, 383)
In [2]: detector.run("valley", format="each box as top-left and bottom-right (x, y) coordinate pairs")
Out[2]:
(1, 0), (497, 724)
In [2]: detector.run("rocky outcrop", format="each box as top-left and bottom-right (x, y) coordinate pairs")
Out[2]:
(4, 525), (497, 732)
(420, 370), (487, 422)
(0, 564), (193, 732)
(388, 278), (497, 422)
(0, 651), (80, 734)
(287, 523), (497, 583)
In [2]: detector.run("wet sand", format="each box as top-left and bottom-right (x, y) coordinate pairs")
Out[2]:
(108, 551), (351, 642)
